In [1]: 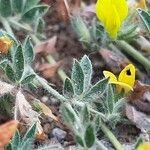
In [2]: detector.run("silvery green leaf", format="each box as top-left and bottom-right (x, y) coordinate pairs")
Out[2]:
(137, 9), (150, 35)
(0, 0), (11, 17)
(63, 78), (74, 99)
(22, 5), (49, 23)
(83, 78), (108, 101)
(80, 55), (92, 91)
(5, 64), (16, 82)
(13, 45), (24, 81)
(23, 36), (34, 64)
(84, 124), (95, 148)
(106, 85), (114, 114)
(12, 130), (20, 150)
(71, 60), (84, 95)
(11, 0), (23, 13)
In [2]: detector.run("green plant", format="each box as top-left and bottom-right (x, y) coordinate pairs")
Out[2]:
(0, 0), (48, 37)
(71, 14), (150, 71)
(5, 123), (37, 150)
(0, 0), (67, 82)
(0, 31), (124, 150)
(137, 8), (150, 36)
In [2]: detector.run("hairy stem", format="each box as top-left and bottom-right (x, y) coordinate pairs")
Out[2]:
(115, 40), (150, 70)
(35, 74), (66, 102)
(101, 122), (123, 150)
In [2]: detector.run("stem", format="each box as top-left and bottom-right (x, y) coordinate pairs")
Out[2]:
(30, 34), (68, 82)
(101, 122), (123, 150)
(115, 40), (150, 70)
(96, 140), (108, 150)
(35, 74), (66, 102)
(0, 16), (15, 38)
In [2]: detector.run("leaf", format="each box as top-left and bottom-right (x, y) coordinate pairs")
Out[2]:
(23, 36), (34, 64)
(21, 138), (32, 150)
(137, 9), (150, 35)
(5, 64), (16, 82)
(22, 123), (37, 143)
(0, 0), (11, 17)
(106, 85), (114, 114)
(23, 0), (40, 13)
(35, 17), (45, 33)
(35, 36), (57, 54)
(21, 74), (35, 85)
(11, 0), (23, 13)
(61, 103), (77, 126)
(80, 55), (92, 91)
(13, 45), (24, 81)
(11, 130), (20, 150)
(0, 120), (18, 149)
(75, 135), (84, 147)
(71, 60), (84, 95)
(22, 5), (49, 23)
(84, 78), (108, 101)
(81, 105), (90, 125)
(63, 78), (74, 99)
(84, 124), (95, 148)
(0, 59), (8, 70)
(38, 102), (58, 121)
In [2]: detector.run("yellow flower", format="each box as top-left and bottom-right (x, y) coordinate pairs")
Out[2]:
(96, 0), (128, 38)
(103, 64), (135, 93)
(137, 142), (150, 150)
(0, 36), (13, 54)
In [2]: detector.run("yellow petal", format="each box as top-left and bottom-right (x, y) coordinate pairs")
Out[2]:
(105, 5), (121, 38)
(113, 0), (128, 22)
(96, 0), (128, 38)
(137, 142), (150, 150)
(103, 71), (117, 82)
(96, 0), (111, 25)
(110, 81), (133, 93)
(118, 64), (135, 88)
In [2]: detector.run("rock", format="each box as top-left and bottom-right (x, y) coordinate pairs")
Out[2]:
(51, 128), (67, 143)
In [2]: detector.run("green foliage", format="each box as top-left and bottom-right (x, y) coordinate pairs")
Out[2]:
(0, 0), (11, 17)
(23, 36), (35, 64)
(137, 8), (150, 36)
(71, 16), (91, 43)
(0, 31), (36, 85)
(71, 60), (84, 95)
(63, 78), (74, 99)
(61, 104), (99, 149)
(84, 124), (96, 148)
(63, 55), (108, 102)
(13, 45), (24, 81)
(0, 0), (49, 35)
(5, 124), (37, 150)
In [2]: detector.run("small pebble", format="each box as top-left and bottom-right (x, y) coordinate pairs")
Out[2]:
(51, 128), (67, 143)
